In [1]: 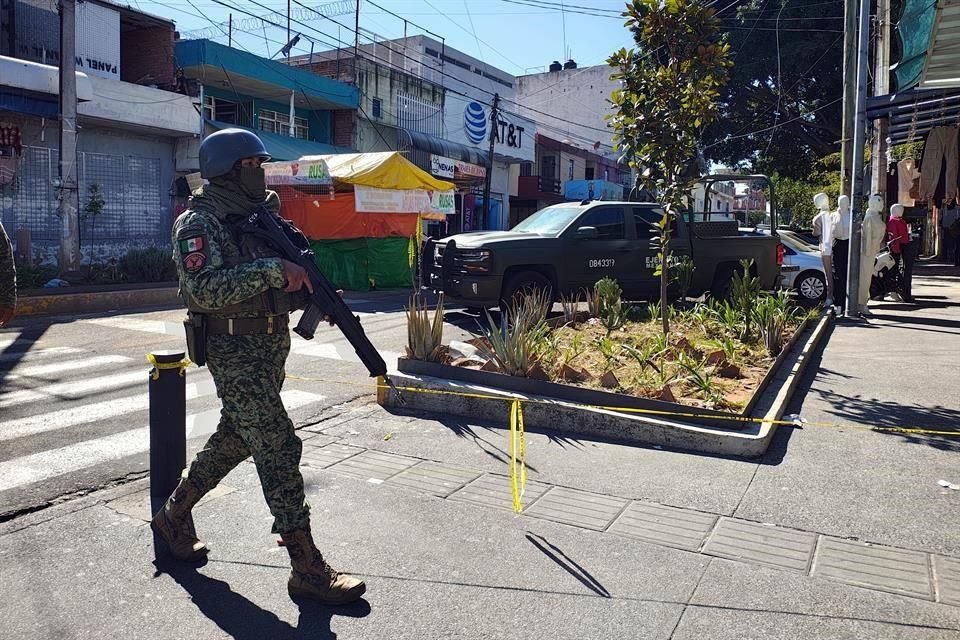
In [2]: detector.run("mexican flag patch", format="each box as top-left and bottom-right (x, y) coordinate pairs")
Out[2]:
(180, 236), (204, 253)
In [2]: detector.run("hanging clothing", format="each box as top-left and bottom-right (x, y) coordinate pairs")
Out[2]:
(897, 158), (918, 206)
(919, 126), (959, 202)
(887, 216), (910, 254)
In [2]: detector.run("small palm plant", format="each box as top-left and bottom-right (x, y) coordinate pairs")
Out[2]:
(406, 293), (445, 361)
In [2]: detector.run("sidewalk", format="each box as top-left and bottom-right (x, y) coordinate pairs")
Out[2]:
(2, 264), (959, 639)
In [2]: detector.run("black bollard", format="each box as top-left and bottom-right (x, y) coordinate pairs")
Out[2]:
(148, 350), (187, 520)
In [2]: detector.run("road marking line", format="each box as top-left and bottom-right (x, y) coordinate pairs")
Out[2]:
(0, 379), (219, 442)
(84, 317), (182, 335)
(5, 355), (132, 380)
(0, 346), (85, 364)
(1, 370), (147, 409)
(0, 390), (323, 493)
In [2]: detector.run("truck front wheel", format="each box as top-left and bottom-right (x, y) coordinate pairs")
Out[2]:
(500, 271), (553, 311)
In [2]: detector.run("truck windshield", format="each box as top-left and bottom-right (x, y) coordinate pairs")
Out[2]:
(512, 204), (585, 235)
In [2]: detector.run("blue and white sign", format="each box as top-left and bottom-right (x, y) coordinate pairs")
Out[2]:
(564, 180), (625, 202)
(443, 93), (535, 163)
(463, 101), (487, 144)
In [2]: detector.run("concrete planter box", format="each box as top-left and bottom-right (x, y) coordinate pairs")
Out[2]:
(382, 313), (831, 457)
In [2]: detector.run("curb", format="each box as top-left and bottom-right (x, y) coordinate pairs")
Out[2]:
(380, 311), (835, 457)
(16, 286), (181, 317)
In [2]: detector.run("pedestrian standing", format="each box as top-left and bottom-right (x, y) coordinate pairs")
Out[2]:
(151, 128), (365, 605)
(0, 221), (16, 327)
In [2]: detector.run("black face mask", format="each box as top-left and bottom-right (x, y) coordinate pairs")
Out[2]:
(238, 166), (267, 201)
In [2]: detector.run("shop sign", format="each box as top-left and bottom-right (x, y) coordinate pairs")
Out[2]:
(263, 159), (332, 185)
(563, 179), (624, 201)
(455, 161), (486, 179)
(430, 155), (455, 178)
(355, 186), (455, 215)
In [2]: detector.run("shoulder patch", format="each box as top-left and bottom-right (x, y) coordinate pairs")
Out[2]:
(178, 235), (205, 254)
(183, 251), (207, 273)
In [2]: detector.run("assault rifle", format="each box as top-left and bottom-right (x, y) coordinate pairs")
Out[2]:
(241, 206), (402, 399)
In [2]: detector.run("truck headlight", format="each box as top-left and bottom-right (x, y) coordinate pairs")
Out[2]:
(457, 249), (491, 273)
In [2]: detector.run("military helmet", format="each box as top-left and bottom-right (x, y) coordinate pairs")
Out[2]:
(198, 128), (271, 179)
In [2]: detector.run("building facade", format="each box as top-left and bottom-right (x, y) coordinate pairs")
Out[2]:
(1, 0), (197, 266)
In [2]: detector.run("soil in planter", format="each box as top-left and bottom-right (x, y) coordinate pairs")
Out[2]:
(454, 308), (807, 412)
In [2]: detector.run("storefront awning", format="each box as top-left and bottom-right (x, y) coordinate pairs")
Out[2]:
(399, 129), (490, 168)
(0, 55), (93, 108)
(207, 120), (351, 161)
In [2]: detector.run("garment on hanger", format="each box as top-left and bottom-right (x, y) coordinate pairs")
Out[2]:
(0, 146), (16, 185)
(919, 125), (959, 202)
(897, 157), (917, 206)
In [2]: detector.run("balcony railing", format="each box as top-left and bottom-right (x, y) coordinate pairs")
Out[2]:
(518, 174), (562, 198)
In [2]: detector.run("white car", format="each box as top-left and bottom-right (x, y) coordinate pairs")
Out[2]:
(778, 230), (828, 302)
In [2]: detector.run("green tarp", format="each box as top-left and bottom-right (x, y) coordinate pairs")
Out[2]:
(310, 238), (414, 291)
(895, 0), (937, 91)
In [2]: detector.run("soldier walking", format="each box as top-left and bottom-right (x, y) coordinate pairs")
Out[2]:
(0, 221), (15, 327)
(151, 128), (365, 605)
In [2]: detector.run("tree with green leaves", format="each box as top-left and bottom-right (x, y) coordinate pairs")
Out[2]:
(608, 0), (732, 335)
(705, 0), (844, 179)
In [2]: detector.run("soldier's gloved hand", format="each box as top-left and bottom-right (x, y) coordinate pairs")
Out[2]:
(0, 305), (14, 327)
(280, 259), (315, 294)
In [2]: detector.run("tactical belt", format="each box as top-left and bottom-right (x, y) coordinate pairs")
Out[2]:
(206, 315), (289, 336)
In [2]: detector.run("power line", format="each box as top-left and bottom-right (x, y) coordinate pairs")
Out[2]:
(705, 96), (843, 148)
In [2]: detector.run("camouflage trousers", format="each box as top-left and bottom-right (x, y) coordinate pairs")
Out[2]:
(185, 331), (310, 534)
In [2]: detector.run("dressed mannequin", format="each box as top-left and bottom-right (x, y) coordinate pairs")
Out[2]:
(886, 204), (911, 302)
(858, 194), (885, 316)
(812, 192), (834, 306)
(833, 195), (852, 312)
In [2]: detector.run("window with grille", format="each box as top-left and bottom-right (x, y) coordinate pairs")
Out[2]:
(258, 109), (309, 139)
(203, 95), (253, 127)
(372, 97), (382, 119)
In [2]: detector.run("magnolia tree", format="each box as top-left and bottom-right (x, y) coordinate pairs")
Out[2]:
(608, 0), (732, 334)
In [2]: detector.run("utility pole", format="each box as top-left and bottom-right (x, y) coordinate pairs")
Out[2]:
(287, 0), (291, 46)
(354, 0), (360, 85)
(840, 0), (857, 195)
(870, 0), (891, 197)
(228, 13), (233, 47)
(845, 0), (871, 319)
(482, 93), (500, 230)
(58, 0), (80, 274)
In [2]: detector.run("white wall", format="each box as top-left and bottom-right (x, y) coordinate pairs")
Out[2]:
(514, 65), (619, 156)
(79, 76), (199, 136)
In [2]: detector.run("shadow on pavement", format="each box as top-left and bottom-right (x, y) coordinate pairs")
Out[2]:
(0, 319), (51, 388)
(526, 533), (610, 598)
(158, 561), (370, 639)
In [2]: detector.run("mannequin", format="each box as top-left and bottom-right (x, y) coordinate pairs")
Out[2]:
(812, 192), (834, 306)
(887, 204), (911, 302)
(858, 194), (885, 316)
(833, 195), (852, 312)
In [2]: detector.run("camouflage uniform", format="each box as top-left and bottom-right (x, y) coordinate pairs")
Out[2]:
(0, 221), (15, 315)
(172, 187), (309, 534)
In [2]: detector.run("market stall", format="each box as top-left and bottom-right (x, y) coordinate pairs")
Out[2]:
(264, 152), (455, 290)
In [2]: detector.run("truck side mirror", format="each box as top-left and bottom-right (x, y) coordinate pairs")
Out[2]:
(575, 226), (599, 239)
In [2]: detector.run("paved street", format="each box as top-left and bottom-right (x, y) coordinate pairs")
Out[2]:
(0, 290), (473, 520)
(1, 265), (960, 638)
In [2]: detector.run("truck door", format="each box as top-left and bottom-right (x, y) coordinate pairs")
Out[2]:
(633, 206), (690, 299)
(564, 205), (643, 296)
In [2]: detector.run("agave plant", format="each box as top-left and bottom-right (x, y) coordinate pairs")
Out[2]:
(406, 293), (445, 361)
(585, 286), (602, 318)
(477, 292), (550, 376)
(671, 255), (696, 303)
(731, 259), (762, 340)
(560, 290), (582, 325)
(751, 292), (794, 357)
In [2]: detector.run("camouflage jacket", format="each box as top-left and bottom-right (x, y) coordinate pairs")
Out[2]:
(172, 206), (287, 318)
(0, 222), (15, 309)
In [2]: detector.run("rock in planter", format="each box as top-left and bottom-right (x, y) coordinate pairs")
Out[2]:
(717, 363), (742, 379)
(705, 350), (726, 366)
(600, 371), (620, 389)
(448, 340), (482, 360)
(480, 359), (500, 373)
(527, 362), (550, 381)
(658, 385), (677, 403)
(450, 356), (487, 368)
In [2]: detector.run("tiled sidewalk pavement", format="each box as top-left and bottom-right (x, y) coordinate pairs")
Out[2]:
(301, 437), (960, 607)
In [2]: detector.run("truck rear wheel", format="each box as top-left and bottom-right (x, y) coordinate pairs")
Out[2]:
(710, 265), (737, 300)
(500, 271), (553, 312)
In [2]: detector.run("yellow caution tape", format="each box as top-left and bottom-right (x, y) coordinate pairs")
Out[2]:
(284, 373), (960, 438)
(509, 399), (526, 513)
(146, 354), (191, 381)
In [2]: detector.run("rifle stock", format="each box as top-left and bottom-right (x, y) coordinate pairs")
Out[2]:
(242, 206), (388, 379)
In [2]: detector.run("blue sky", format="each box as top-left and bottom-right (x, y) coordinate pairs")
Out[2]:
(136, 0), (635, 74)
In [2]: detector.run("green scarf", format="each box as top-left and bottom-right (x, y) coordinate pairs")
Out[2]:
(189, 180), (281, 222)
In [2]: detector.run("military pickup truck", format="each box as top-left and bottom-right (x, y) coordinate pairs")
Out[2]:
(424, 199), (782, 309)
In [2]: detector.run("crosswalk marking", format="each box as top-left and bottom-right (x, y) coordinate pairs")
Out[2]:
(0, 379), (218, 442)
(0, 370), (146, 409)
(0, 389), (323, 493)
(84, 317), (182, 336)
(0, 346), (85, 364)
(5, 355), (132, 380)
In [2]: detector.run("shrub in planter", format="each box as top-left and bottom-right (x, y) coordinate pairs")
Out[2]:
(119, 247), (177, 283)
(406, 293), (445, 362)
(14, 263), (59, 290)
(479, 291), (549, 376)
